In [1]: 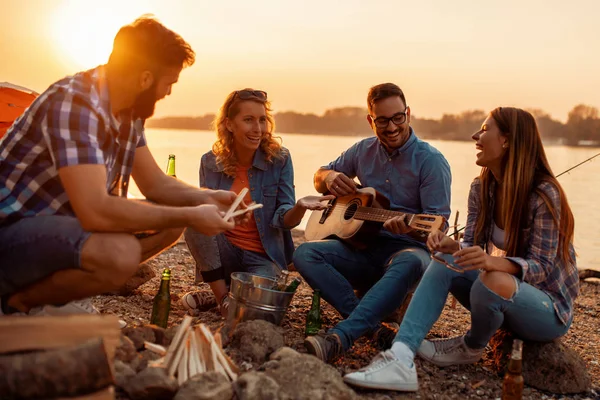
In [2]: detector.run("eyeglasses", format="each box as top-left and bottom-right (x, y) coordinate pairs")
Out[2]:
(234, 90), (268, 101)
(371, 108), (408, 129)
(431, 253), (465, 274)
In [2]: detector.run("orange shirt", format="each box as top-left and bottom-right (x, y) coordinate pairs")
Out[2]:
(224, 165), (266, 254)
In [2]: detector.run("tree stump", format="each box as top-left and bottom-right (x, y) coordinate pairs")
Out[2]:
(488, 329), (591, 394)
(0, 337), (114, 399)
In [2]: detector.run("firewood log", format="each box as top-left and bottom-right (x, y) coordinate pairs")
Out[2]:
(0, 338), (114, 399)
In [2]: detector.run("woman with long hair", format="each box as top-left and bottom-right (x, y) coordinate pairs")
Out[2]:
(182, 89), (332, 316)
(343, 107), (579, 392)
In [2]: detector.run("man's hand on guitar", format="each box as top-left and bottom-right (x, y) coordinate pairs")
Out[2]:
(383, 215), (413, 234)
(427, 229), (460, 254)
(297, 195), (335, 210)
(327, 172), (357, 197)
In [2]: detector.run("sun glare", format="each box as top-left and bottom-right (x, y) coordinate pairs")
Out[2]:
(51, 1), (151, 69)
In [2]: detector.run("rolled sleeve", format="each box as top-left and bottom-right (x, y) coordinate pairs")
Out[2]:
(271, 151), (296, 229)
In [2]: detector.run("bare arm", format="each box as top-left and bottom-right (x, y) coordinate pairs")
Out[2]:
(58, 164), (234, 234)
(132, 146), (220, 207)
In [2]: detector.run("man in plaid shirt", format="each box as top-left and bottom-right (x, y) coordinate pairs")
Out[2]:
(0, 17), (243, 318)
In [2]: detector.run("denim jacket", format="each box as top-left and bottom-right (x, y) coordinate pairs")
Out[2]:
(199, 147), (296, 270)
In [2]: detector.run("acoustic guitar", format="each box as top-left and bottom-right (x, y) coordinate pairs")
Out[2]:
(304, 187), (445, 247)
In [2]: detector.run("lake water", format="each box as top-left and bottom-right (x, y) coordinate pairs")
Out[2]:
(135, 129), (600, 272)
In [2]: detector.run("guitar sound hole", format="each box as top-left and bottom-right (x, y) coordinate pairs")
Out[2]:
(344, 203), (358, 220)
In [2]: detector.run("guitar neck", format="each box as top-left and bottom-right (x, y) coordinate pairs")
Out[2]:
(354, 207), (415, 223)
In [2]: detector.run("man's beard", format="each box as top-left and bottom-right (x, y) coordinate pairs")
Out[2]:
(132, 83), (158, 119)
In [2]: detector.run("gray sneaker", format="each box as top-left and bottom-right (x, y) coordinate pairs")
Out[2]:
(304, 332), (343, 363)
(417, 335), (483, 367)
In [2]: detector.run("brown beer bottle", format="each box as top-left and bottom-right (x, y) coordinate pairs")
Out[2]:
(502, 339), (524, 400)
(150, 268), (171, 328)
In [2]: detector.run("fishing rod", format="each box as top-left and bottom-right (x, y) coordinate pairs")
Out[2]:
(449, 151), (600, 236)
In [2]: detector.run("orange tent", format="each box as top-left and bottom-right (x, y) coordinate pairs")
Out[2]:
(0, 82), (38, 139)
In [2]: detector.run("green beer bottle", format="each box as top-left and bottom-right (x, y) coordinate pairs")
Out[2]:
(305, 289), (322, 336)
(166, 154), (176, 177)
(150, 268), (171, 328)
(284, 277), (302, 293)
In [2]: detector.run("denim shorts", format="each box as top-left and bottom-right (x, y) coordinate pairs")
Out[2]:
(0, 215), (91, 296)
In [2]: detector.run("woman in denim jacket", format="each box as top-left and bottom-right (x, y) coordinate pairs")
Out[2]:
(343, 107), (579, 392)
(183, 89), (332, 316)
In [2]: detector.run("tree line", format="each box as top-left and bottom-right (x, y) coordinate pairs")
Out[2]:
(146, 104), (600, 146)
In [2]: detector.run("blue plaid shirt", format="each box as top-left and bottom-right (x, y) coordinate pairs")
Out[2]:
(462, 178), (579, 325)
(0, 66), (146, 225)
(323, 130), (452, 246)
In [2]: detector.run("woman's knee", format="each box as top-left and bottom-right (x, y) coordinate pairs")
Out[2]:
(478, 271), (517, 300)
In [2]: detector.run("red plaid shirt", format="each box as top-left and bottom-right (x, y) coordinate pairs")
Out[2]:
(462, 178), (579, 325)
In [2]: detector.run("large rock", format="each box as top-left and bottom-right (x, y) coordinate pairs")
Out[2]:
(234, 371), (281, 400)
(124, 367), (178, 400)
(488, 329), (591, 394)
(174, 371), (233, 400)
(113, 262), (156, 296)
(229, 320), (285, 365)
(259, 347), (357, 400)
(130, 349), (163, 373)
(122, 326), (158, 350)
(113, 360), (136, 390)
(115, 334), (138, 364)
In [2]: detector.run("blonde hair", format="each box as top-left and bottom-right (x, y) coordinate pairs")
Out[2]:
(211, 89), (282, 177)
(474, 107), (575, 265)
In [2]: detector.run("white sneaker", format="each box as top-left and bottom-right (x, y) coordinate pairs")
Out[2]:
(343, 350), (419, 392)
(417, 335), (483, 367)
(33, 299), (127, 329)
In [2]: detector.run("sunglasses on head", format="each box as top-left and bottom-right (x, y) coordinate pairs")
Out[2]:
(234, 90), (268, 101)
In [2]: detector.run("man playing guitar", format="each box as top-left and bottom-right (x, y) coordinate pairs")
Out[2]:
(294, 83), (452, 363)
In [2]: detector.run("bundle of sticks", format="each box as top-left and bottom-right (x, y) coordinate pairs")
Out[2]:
(145, 315), (238, 385)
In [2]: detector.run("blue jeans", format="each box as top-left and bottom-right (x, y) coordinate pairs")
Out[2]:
(396, 253), (571, 353)
(185, 229), (279, 284)
(293, 237), (430, 350)
(0, 216), (91, 297)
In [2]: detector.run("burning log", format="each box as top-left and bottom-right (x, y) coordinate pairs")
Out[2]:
(0, 338), (114, 399)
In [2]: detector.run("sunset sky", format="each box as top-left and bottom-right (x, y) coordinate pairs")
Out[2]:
(2, 0), (599, 122)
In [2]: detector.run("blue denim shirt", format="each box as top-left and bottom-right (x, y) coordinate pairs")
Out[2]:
(323, 129), (452, 247)
(200, 147), (296, 269)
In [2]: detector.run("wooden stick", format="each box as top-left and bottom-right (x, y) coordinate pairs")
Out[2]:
(195, 327), (214, 372)
(199, 325), (238, 381)
(228, 203), (263, 218)
(223, 188), (249, 221)
(163, 315), (193, 370)
(177, 338), (189, 386)
(168, 330), (189, 378)
(0, 315), (120, 360)
(144, 342), (167, 356)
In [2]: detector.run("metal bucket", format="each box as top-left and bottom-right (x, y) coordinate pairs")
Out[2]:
(224, 272), (295, 334)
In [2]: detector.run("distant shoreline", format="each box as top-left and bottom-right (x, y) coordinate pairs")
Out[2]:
(145, 125), (600, 148)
